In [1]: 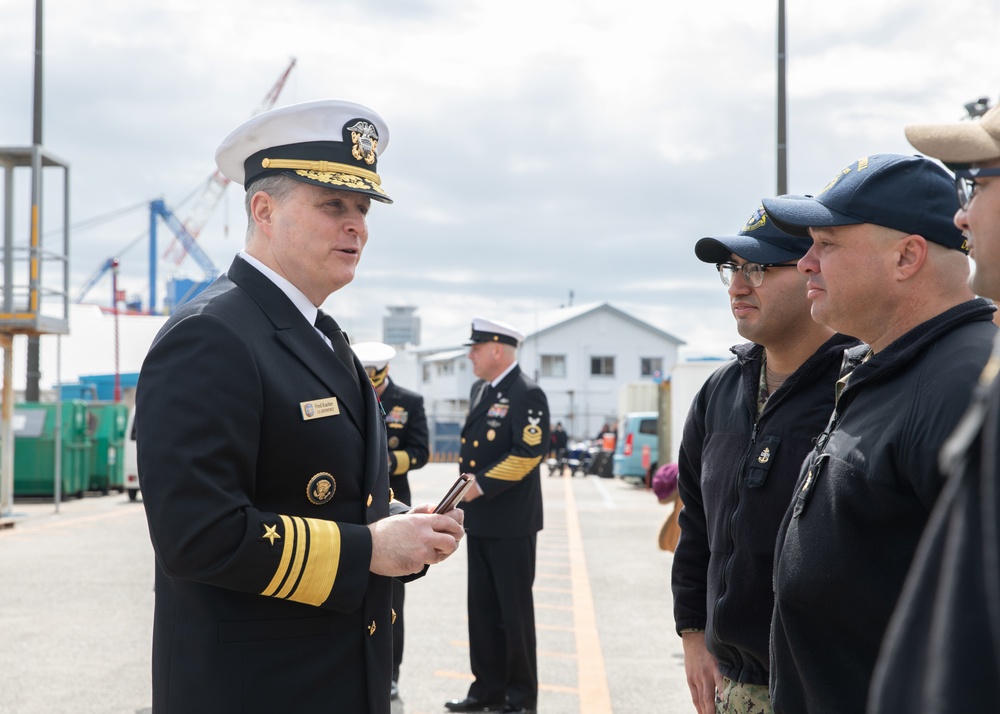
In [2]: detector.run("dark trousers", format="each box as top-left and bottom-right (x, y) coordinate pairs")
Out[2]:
(392, 578), (405, 681)
(466, 534), (538, 708)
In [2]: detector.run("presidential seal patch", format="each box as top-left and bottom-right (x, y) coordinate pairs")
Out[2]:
(306, 472), (337, 505)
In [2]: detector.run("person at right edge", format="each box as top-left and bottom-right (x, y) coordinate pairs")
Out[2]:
(671, 206), (858, 714)
(446, 317), (550, 714)
(868, 105), (1000, 713)
(761, 153), (998, 714)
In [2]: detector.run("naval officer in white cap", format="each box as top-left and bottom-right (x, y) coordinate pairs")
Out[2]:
(136, 100), (464, 714)
(352, 340), (430, 701)
(447, 317), (549, 714)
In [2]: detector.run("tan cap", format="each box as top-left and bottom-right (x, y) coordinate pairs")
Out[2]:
(905, 104), (1000, 166)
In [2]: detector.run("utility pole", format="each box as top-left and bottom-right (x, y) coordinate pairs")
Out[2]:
(25, 0), (44, 402)
(776, 0), (788, 196)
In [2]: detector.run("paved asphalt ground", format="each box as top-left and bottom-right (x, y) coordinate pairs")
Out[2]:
(0, 463), (691, 714)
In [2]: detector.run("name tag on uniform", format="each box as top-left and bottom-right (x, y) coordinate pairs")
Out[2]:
(300, 397), (340, 420)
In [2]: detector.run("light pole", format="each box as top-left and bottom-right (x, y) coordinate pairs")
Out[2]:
(111, 258), (121, 402)
(777, 0), (788, 195)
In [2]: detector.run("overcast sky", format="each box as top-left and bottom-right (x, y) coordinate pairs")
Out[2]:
(1, 0), (998, 357)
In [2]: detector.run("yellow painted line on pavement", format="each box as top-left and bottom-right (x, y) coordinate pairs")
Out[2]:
(537, 623), (575, 632)
(534, 585), (572, 594)
(535, 602), (573, 611)
(563, 471), (613, 714)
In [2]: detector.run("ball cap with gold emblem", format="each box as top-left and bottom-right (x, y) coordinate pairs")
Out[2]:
(351, 341), (397, 388)
(464, 317), (525, 347)
(215, 99), (392, 203)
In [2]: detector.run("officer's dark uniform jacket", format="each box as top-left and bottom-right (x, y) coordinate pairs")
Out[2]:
(458, 365), (549, 537)
(137, 256), (407, 714)
(671, 333), (858, 685)
(380, 379), (429, 506)
(770, 298), (997, 714)
(869, 334), (1000, 714)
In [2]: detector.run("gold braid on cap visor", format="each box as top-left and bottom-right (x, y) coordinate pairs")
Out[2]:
(260, 158), (383, 187)
(366, 365), (389, 388)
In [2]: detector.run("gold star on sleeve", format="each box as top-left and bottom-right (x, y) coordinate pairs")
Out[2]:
(260, 523), (281, 546)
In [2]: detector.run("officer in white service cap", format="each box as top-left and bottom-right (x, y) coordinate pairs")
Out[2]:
(136, 100), (464, 714)
(464, 316), (525, 347)
(352, 340), (430, 700)
(447, 317), (548, 714)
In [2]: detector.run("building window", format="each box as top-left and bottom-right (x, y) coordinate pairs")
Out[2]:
(591, 356), (615, 376)
(541, 354), (567, 378)
(641, 357), (663, 378)
(434, 361), (455, 376)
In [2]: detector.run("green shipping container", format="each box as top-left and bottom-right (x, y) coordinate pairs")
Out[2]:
(86, 402), (128, 493)
(11, 401), (92, 498)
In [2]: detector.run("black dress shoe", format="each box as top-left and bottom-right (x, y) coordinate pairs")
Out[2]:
(444, 696), (503, 712)
(500, 705), (536, 714)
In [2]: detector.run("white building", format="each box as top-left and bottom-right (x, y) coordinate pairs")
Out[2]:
(413, 302), (685, 454)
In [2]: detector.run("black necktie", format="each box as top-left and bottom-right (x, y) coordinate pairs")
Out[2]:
(315, 310), (360, 390)
(471, 380), (490, 410)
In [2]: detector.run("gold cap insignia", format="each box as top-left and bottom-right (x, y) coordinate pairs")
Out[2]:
(306, 472), (337, 505)
(348, 121), (379, 165)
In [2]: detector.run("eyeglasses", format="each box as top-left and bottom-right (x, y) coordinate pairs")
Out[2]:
(716, 262), (798, 288)
(955, 167), (1000, 210)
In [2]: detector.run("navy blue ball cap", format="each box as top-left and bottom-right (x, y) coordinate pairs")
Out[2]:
(761, 154), (967, 252)
(695, 205), (812, 265)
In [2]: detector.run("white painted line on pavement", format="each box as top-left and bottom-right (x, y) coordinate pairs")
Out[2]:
(590, 476), (617, 509)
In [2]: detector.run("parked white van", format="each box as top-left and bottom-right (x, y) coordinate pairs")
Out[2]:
(123, 406), (140, 501)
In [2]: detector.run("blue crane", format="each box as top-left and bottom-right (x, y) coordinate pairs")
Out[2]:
(73, 257), (120, 304)
(149, 199), (219, 313)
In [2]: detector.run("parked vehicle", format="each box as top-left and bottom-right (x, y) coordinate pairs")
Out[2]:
(123, 407), (140, 502)
(547, 439), (596, 477)
(612, 411), (658, 484)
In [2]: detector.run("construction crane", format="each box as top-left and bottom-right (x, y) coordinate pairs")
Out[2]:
(161, 57), (297, 267)
(149, 198), (219, 313)
(73, 257), (121, 304)
(73, 58), (297, 311)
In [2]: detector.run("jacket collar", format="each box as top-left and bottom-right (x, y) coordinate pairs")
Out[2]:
(227, 255), (367, 431)
(844, 298), (996, 392)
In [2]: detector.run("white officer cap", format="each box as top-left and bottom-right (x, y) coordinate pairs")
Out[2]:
(215, 99), (392, 203)
(465, 317), (525, 347)
(351, 341), (397, 369)
(352, 341), (396, 388)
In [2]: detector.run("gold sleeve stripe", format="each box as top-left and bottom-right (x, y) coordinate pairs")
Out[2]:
(275, 516), (308, 600)
(392, 450), (410, 475)
(484, 455), (542, 482)
(261, 515), (296, 597)
(288, 518), (341, 607)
